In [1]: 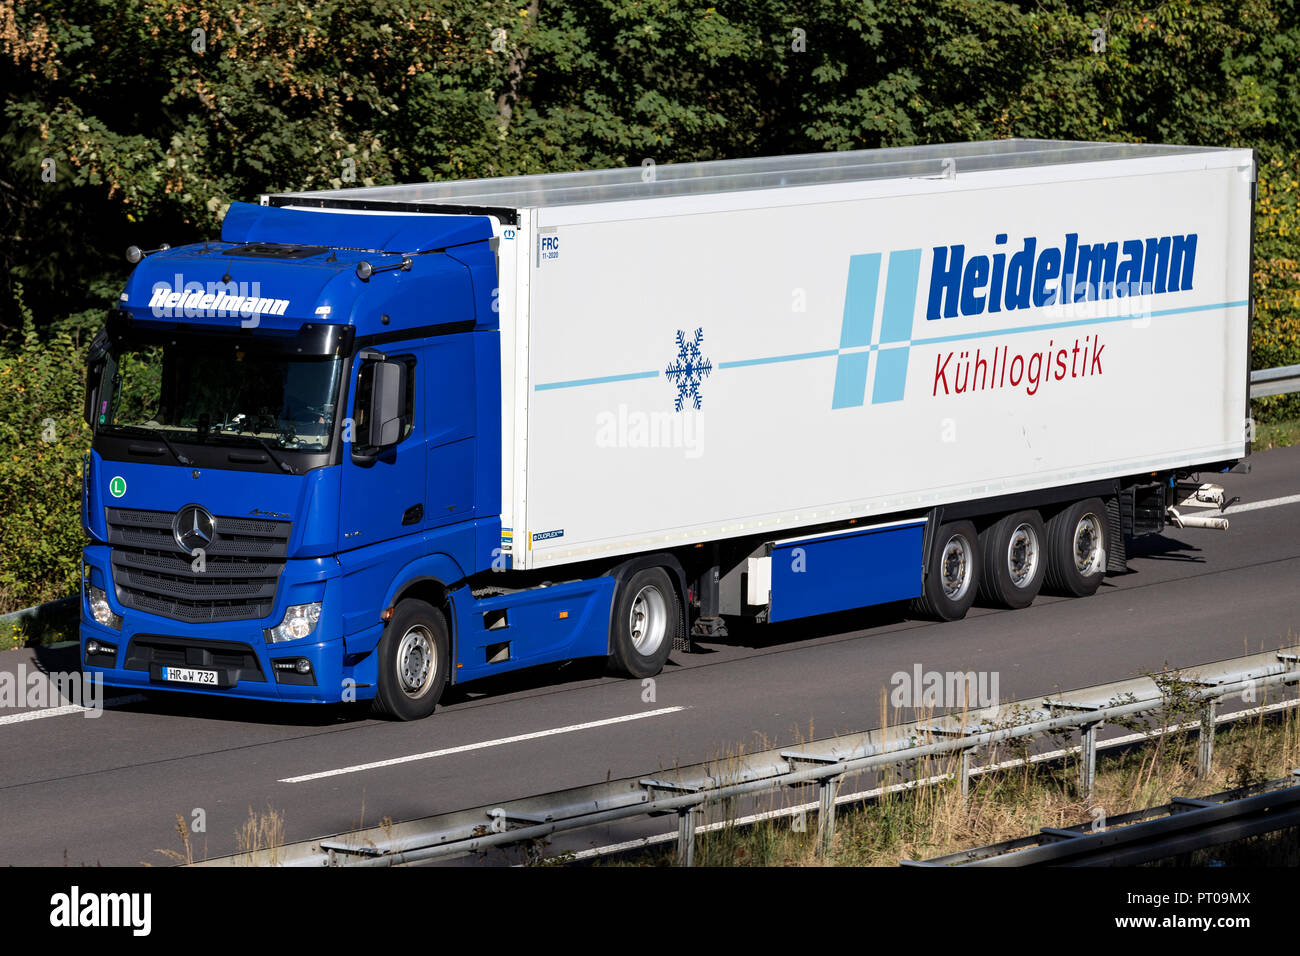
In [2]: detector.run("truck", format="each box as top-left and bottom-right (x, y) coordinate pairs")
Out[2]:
(79, 138), (1254, 719)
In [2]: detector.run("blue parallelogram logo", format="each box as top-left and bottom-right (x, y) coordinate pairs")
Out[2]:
(830, 248), (922, 408)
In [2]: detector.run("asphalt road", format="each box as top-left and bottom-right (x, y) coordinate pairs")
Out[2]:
(3, 446), (1299, 866)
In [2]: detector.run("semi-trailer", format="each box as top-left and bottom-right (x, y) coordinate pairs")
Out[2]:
(80, 138), (1253, 719)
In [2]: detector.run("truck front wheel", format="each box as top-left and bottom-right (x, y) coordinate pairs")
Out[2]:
(606, 568), (679, 679)
(1044, 498), (1108, 597)
(978, 510), (1046, 609)
(372, 599), (450, 721)
(914, 520), (981, 621)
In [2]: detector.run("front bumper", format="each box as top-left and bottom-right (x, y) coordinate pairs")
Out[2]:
(81, 615), (351, 703)
(79, 546), (365, 705)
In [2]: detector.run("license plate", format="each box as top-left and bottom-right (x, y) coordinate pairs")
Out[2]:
(160, 666), (218, 686)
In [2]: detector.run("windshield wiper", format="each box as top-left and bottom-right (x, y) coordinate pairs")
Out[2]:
(248, 435), (297, 475)
(202, 432), (298, 474)
(125, 427), (194, 467)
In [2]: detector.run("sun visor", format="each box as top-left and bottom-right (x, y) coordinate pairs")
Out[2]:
(220, 201), (493, 253)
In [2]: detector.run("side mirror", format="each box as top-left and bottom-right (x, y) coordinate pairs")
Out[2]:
(367, 360), (405, 446)
(353, 359), (407, 461)
(84, 363), (101, 428)
(84, 327), (110, 428)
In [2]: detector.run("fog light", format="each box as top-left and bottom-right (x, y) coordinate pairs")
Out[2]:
(86, 585), (122, 630)
(86, 638), (118, 659)
(265, 603), (322, 643)
(271, 657), (316, 685)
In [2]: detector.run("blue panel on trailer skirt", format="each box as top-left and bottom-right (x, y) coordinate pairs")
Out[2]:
(769, 522), (924, 622)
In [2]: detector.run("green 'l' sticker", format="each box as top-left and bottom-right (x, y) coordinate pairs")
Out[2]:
(108, 476), (127, 498)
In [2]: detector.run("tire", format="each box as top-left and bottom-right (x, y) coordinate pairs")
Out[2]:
(606, 567), (680, 679)
(372, 599), (450, 721)
(912, 520), (981, 621)
(1044, 497), (1108, 597)
(977, 510), (1046, 610)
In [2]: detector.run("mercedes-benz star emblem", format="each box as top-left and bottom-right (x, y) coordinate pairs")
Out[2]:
(173, 504), (216, 553)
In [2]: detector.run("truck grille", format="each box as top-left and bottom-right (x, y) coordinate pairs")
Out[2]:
(107, 507), (291, 623)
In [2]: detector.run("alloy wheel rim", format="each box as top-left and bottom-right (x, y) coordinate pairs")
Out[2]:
(396, 624), (436, 698)
(628, 586), (668, 656)
(940, 535), (972, 601)
(1006, 523), (1040, 588)
(1074, 513), (1103, 574)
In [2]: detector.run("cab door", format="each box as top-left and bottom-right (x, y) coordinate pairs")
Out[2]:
(338, 349), (427, 549)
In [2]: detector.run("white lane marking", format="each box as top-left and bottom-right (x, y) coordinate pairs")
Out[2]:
(1226, 493), (1300, 514)
(280, 706), (687, 783)
(0, 694), (147, 726)
(0, 704), (88, 724)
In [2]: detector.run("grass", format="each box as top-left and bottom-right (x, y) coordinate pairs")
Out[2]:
(1252, 417), (1300, 451)
(235, 805), (287, 866)
(585, 688), (1300, 867)
(0, 596), (78, 650)
(152, 804), (287, 866)
(152, 813), (202, 866)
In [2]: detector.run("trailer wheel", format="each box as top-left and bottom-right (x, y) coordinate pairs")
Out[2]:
(372, 599), (449, 721)
(1044, 498), (1108, 597)
(913, 521), (981, 621)
(978, 510), (1046, 610)
(606, 568), (679, 679)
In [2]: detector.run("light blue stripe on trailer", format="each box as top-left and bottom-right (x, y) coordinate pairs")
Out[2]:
(535, 370), (660, 390)
(767, 519), (926, 623)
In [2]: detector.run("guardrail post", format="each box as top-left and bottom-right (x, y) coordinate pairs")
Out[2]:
(816, 774), (844, 857)
(1079, 722), (1099, 798)
(1198, 700), (1217, 778)
(959, 748), (973, 803)
(676, 808), (696, 867)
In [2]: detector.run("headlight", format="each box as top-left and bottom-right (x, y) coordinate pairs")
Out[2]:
(86, 585), (122, 630)
(265, 603), (322, 644)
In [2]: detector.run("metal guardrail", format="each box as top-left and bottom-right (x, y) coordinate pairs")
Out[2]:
(203, 646), (1300, 867)
(0, 596), (77, 637)
(1251, 363), (1300, 398)
(907, 769), (1300, 866)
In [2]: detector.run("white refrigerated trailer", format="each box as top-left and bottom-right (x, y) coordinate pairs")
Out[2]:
(244, 138), (1251, 714)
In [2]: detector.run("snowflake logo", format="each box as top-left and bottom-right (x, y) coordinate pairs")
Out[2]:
(664, 327), (712, 411)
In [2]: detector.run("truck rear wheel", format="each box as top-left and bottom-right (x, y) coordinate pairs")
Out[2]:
(372, 599), (450, 721)
(913, 520), (981, 621)
(606, 567), (679, 679)
(1044, 498), (1108, 597)
(978, 510), (1046, 609)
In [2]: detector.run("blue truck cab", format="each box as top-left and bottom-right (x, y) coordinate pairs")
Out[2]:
(80, 201), (627, 719)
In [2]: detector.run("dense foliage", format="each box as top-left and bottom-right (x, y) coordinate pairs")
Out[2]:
(0, 288), (90, 609)
(1, 0), (1298, 609)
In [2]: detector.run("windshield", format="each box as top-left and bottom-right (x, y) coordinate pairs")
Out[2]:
(96, 337), (344, 452)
